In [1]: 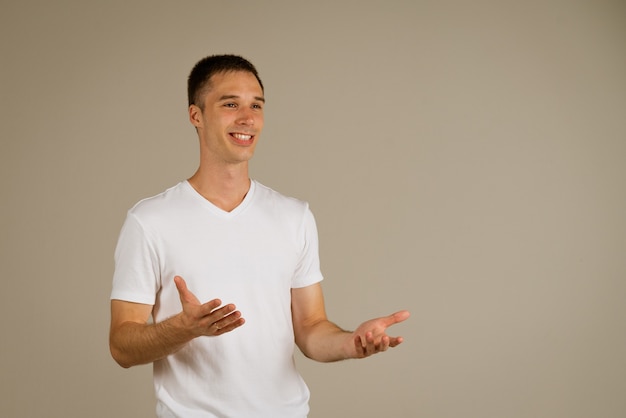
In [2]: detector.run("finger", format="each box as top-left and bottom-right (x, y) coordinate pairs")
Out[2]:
(364, 332), (377, 356)
(354, 335), (366, 358)
(206, 303), (237, 320)
(389, 336), (404, 348)
(197, 299), (224, 317)
(379, 335), (390, 352)
(212, 313), (245, 335)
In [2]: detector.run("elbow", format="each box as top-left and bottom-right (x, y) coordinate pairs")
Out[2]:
(109, 336), (136, 369)
(110, 345), (133, 369)
(294, 328), (330, 363)
(114, 357), (133, 369)
(293, 327), (314, 360)
(294, 338), (314, 361)
(116, 360), (133, 369)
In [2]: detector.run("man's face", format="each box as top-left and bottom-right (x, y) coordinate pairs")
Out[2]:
(190, 70), (265, 166)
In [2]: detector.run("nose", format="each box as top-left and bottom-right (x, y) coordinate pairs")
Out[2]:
(236, 108), (255, 126)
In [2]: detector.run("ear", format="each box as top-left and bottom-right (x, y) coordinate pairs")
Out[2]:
(189, 105), (203, 128)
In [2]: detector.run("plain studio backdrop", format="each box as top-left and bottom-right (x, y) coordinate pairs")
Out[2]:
(1, 1), (625, 417)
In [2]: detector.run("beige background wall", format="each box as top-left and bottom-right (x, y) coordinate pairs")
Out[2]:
(2, 1), (625, 417)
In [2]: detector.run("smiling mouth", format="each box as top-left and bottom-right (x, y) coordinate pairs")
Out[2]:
(229, 132), (256, 146)
(231, 133), (253, 141)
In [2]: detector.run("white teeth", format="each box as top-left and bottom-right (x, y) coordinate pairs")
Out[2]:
(233, 133), (252, 140)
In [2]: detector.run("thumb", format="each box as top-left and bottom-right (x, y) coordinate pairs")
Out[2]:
(174, 275), (199, 305)
(385, 310), (411, 326)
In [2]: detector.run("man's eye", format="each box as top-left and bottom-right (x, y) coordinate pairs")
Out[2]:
(224, 103), (237, 108)
(252, 104), (263, 110)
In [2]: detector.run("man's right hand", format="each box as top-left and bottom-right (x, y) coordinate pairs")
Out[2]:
(174, 275), (245, 337)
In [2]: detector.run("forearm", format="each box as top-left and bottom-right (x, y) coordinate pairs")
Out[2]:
(110, 314), (195, 368)
(296, 319), (355, 363)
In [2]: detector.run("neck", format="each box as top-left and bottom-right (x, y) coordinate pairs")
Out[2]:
(188, 163), (251, 212)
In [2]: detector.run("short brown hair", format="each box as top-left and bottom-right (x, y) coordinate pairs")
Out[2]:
(187, 54), (264, 108)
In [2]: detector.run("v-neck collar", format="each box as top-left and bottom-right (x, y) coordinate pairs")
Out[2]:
(183, 180), (256, 219)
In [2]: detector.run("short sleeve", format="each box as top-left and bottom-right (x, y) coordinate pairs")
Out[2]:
(291, 205), (324, 288)
(110, 212), (161, 304)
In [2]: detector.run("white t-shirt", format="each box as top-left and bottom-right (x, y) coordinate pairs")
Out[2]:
(111, 180), (324, 417)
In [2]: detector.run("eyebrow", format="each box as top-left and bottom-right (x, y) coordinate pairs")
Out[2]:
(218, 94), (265, 103)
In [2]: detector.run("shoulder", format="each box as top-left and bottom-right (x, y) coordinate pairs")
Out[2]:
(252, 180), (310, 215)
(127, 182), (190, 222)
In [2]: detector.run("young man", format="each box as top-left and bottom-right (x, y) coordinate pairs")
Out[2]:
(109, 54), (410, 417)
